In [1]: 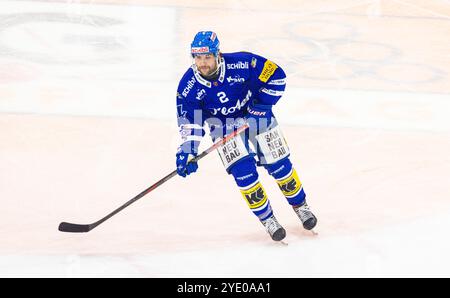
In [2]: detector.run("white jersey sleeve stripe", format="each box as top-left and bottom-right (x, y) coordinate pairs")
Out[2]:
(261, 88), (285, 97)
(267, 78), (286, 85)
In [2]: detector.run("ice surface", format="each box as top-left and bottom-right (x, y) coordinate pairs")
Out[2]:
(0, 0), (449, 277)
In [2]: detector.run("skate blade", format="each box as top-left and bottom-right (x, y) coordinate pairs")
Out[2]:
(310, 229), (318, 236)
(280, 240), (289, 246)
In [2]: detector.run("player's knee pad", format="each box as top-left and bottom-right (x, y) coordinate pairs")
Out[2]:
(264, 157), (292, 179)
(229, 157), (258, 188)
(217, 132), (251, 173)
(254, 124), (290, 165)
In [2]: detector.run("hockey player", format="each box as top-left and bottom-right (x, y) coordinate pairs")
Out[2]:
(175, 31), (317, 241)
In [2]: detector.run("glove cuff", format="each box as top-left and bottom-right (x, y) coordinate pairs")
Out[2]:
(247, 99), (272, 117)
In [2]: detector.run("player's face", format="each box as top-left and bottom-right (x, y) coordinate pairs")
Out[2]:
(194, 54), (217, 76)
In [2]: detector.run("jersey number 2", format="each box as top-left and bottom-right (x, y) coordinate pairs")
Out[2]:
(217, 92), (229, 103)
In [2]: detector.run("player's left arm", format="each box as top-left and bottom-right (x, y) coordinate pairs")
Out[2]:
(254, 58), (286, 106)
(246, 55), (291, 166)
(245, 55), (286, 130)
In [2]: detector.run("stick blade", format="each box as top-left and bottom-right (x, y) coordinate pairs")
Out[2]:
(58, 222), (91, 233)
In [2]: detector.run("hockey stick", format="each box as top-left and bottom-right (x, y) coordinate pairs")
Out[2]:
(58, 124), (249, 233)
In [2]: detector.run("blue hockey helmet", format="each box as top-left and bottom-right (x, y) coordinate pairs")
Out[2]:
(190, 31), (220, 57)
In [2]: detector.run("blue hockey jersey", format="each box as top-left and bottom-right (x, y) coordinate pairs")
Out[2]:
(176, 52), (286, 154)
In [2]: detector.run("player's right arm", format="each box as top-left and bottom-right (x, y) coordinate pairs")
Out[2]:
(175, 72), (205, 177)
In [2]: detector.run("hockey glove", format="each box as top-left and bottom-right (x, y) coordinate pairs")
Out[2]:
(246, 99), (274, 134)
(176, 151), (198, 178)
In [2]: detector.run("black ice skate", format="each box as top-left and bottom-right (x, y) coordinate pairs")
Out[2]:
(293, 201), (317, 231)
(261, 215), (286, 241)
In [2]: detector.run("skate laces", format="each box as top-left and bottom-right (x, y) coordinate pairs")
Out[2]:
(294, 204), (314, 222)
(263, 216), (282, 235)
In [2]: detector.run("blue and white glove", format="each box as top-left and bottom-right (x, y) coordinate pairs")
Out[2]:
(246, 99), (274, 134)
(176, 150), (198, 178)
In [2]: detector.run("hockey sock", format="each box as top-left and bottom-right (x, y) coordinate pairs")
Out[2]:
(266, 158), (306, 206)
(239, 180), (273, 221)
(230, 159), (273, 221)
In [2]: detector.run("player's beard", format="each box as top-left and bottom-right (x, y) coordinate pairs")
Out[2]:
(199, 63), (219, 79)
(199, 66), (213, 76)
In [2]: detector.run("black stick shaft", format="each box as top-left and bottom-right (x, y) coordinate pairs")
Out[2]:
(88, 169), (178, 230)
(59, 124), (248, 232)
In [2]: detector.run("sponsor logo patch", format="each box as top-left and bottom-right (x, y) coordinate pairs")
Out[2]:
(196, 89), (206, 101)
(240, 182), (268, 208)
(226, 61), (249, 70)
(251, 57), (257, 68)
(258, 60), (278, 83)
(182, 77), (196, 97)
(191, 46), (210, 54)
(210, 90), (252, 116)
(226, 75), (245, 85)
(277, 169), (302, 197)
